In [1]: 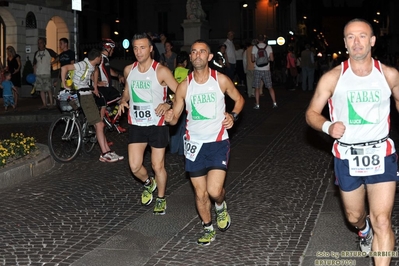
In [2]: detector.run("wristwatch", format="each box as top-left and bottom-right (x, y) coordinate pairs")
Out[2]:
(230, 112), (238, 122)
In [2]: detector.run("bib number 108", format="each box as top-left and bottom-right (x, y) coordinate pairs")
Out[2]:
(352, 154), (380, 167)
(134, 110), (151, 118)
(185, 142), (197, 154)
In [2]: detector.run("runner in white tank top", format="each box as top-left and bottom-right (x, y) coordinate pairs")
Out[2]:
(125, 60), (168, 126)
(185, 69), (229, 143)
(164, 40), (245, 246)
(306, 19), (399, 265)
(118, 33), (179, 216)
(330, 59), (395, 159)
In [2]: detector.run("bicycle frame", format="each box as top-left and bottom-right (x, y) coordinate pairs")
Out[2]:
(61, 111), (79, 140)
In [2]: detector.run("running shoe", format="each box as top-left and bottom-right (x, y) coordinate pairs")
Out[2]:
(197, 228), (216, 246)
(253, 104), (260, 110)
(141, 177), (157, 205)
(153, 197), (166, 215)
(273, 103), (278, 108)
(109, 151), (124, 161)
(99, 151), (119, 163)
(359, 217), (373, 255)
(216, 201), (231, 232)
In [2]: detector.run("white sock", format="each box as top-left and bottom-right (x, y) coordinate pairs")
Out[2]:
(359, 219), (370, 235)
(204, 224), (214, 231)
(215, 201), (225, 211)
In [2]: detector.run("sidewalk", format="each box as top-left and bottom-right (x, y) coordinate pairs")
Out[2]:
(0, 95), (61, 124)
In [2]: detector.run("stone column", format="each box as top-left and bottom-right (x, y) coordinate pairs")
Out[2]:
(180, 19), (209, 52)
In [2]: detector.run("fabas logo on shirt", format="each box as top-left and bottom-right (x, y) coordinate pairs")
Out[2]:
(347, 90), (381, 125)
(190, 92), (216, 120)
(131, 80), (152, 103)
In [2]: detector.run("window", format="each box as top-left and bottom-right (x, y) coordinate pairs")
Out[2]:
(26, 12), (37, 29)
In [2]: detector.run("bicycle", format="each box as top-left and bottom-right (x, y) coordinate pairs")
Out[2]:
(48, 90), (97, 163)
(96, 83), (127, 134)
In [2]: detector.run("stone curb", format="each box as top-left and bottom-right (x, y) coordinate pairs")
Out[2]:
(0, 143), (55, 190)
(0, 114), (61, 124)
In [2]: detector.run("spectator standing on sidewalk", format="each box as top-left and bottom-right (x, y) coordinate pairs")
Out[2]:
(160, 40), (177, 72)
(155, 33), (167, 56)
(211, 43), (227, 75)
(243, 39), (262, 98)
(251, 34), (277, 109)
(118, 33), (178, 215)
(165, 39), (244, 246)
(55, 38), (75, 94)
(224, 31), (236, 81)
(6, 46), (21, 107)
(286, 46), (298, 91)
(306, 18), (399, 266)
(33, 37), (58, 109)
(0, 71), (17, 111)
(300, 43), (315, 91)
(235, 43), (245, 86)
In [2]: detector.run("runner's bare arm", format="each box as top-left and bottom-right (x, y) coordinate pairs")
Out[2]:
(165, 80), (187, 125)
(305, 67), (345, 138)
(218, 73), (245, 129)
(118, 64), (132, 116)
(384, 65), (399, 112)
(155, 65), (179, 116)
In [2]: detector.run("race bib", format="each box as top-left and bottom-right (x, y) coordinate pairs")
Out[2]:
(132, 104), (155, 124)
(183, 135), (203, 162)
(348, 146), (385, 176)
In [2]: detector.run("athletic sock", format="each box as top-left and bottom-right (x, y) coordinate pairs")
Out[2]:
(358, 218), (370, 236)
(215, 202), (224, 211)
(144, 178), (151, 186)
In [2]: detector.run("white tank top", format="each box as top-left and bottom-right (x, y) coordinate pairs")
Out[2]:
(330, 59), (395, 158)
(185, 69), (229, 143)
(125, 60), (168, 126)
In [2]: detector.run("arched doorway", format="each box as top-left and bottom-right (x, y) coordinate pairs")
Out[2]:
(0, 7), (17, 68)
(46, 16), (70, 54)
(46, 16), (70, 71)
(0, 16), (4, 67)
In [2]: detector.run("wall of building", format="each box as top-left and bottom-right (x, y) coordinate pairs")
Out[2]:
(0, 2), (74, 72)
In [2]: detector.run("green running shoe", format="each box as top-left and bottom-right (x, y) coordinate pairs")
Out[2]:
(216, 201), (231, 231)
(197, 228), (216, 246)
(141, 177), (157, 205)
(153, 197), (167, 215)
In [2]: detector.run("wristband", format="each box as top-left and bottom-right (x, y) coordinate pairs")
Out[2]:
(166, 100), (173, 109)
(322, 121), (332, 135)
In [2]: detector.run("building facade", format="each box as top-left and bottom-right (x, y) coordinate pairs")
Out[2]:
(0, 0), (74, 74)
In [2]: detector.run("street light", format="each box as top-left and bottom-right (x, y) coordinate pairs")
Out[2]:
(240, 1), (248, 8)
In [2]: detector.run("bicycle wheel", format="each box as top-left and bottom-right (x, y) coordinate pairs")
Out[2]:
(81, 121), (97, 154)
(48, 114), (82, 163)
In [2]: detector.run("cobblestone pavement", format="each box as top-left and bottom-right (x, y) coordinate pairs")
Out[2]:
(1, 87), (399, 266)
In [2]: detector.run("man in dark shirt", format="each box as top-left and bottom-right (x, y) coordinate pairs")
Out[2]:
(55, 38), (75, 94)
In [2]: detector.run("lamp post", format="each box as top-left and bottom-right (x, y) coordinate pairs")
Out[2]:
(71, 0), (81, 61)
